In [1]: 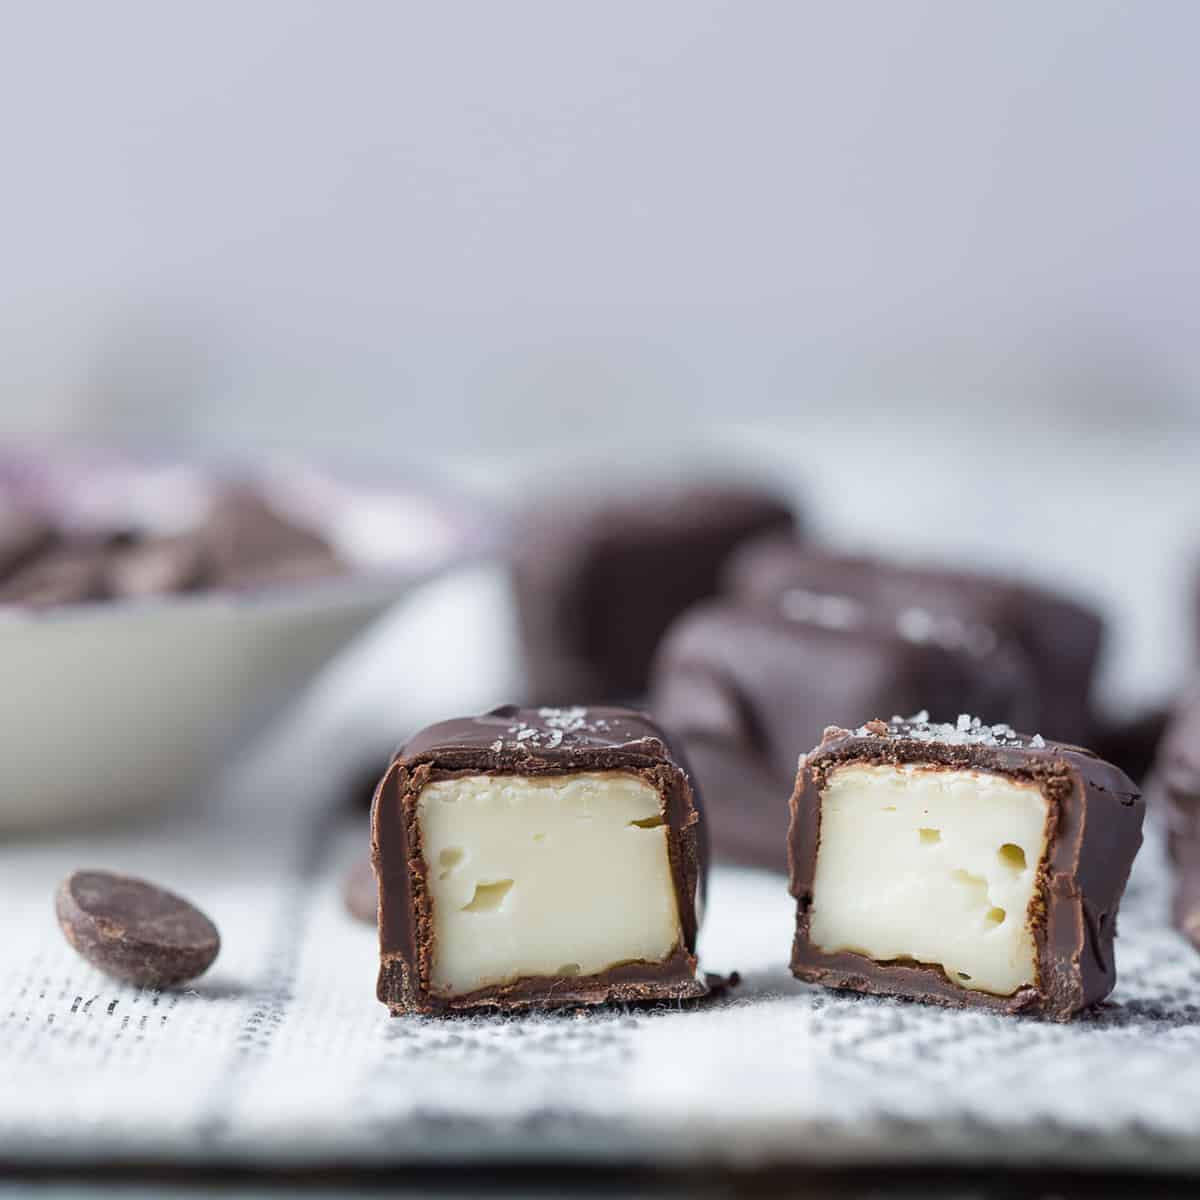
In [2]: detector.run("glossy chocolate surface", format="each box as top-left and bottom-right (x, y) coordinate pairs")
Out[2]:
(371, 705), (708, 1014)
(788, 717), (1143, 1020)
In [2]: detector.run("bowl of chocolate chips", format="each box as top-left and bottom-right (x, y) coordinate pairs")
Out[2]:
(0, 446), (489, 829)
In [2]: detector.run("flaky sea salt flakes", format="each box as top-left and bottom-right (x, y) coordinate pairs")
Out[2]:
(537, 706), (589, 733)
(497, 707), (593, 750)
(874, 711), (1042, 749)
(490, 739), (503, 752)
(877, 710), (928, 732)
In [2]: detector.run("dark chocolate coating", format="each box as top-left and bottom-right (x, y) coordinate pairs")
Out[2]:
(649, 601), (1037, 874)
(371, 705), (708, 1014)
(788, 720), (1143, 1021)
(0, 506), (56, 579)
(724, 537), (1103, 745)
(511, 482), (794, 703)
(56, 870), (220, 988)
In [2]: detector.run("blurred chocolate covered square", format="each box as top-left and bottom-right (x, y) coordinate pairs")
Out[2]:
(723, 536), (1103, 745)
(511, 480), (795, 703)
(649, 597), (1036, 873)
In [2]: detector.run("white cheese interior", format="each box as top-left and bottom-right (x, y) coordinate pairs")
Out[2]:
(810, 764), (1049, 996)
(418, 771), (683, 997)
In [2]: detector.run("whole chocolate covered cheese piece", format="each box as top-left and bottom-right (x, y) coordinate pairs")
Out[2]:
(1149, 685), (1200, 951)
(371, 705), (708, 1014)
(56, 870), (220, 988)
(511, 482), (794, 703)
(650, 600), (1036, 873)
(788, 716), (1143, 1020)
(724, 537), (1103, 745)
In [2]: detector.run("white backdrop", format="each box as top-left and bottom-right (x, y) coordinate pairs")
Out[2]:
(0, 0), (1198, 451)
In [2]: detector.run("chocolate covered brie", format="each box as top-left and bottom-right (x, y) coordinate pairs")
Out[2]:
(789, 715), (1143, 1020)
(372, 705), (707, 1013)
(650, 601), (1035, 873)
(1149, 684), (1200, 950)
(725, 537), (1103, 745)
(511, 481), (794, 703)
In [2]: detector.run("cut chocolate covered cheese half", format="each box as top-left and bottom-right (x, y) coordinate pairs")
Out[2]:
(373, 705), (708, 1014)
(809, 764), (1048, 996)
(420, 772), (683, 996)
(789, 716), (1144, 1020)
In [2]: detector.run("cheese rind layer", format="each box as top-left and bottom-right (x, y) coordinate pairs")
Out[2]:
(810, 764), (1049, 996)
(419, 771), (682, 997)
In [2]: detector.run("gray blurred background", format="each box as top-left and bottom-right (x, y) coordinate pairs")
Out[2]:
(2, 0), (1197, 450)
(1, 0), (1198, 705)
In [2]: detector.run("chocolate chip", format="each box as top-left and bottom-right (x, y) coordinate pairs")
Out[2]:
(55, 870), (220, 987)
(0, 546), (108, 608)
(201, 486), (344, 589)
(0, 506), (56, 580)
(343, 858), (377, 926)
(104, 534), (211, 598)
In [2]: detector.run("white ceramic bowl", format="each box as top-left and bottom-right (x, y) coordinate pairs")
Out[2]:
(0, 447), (493, 829)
